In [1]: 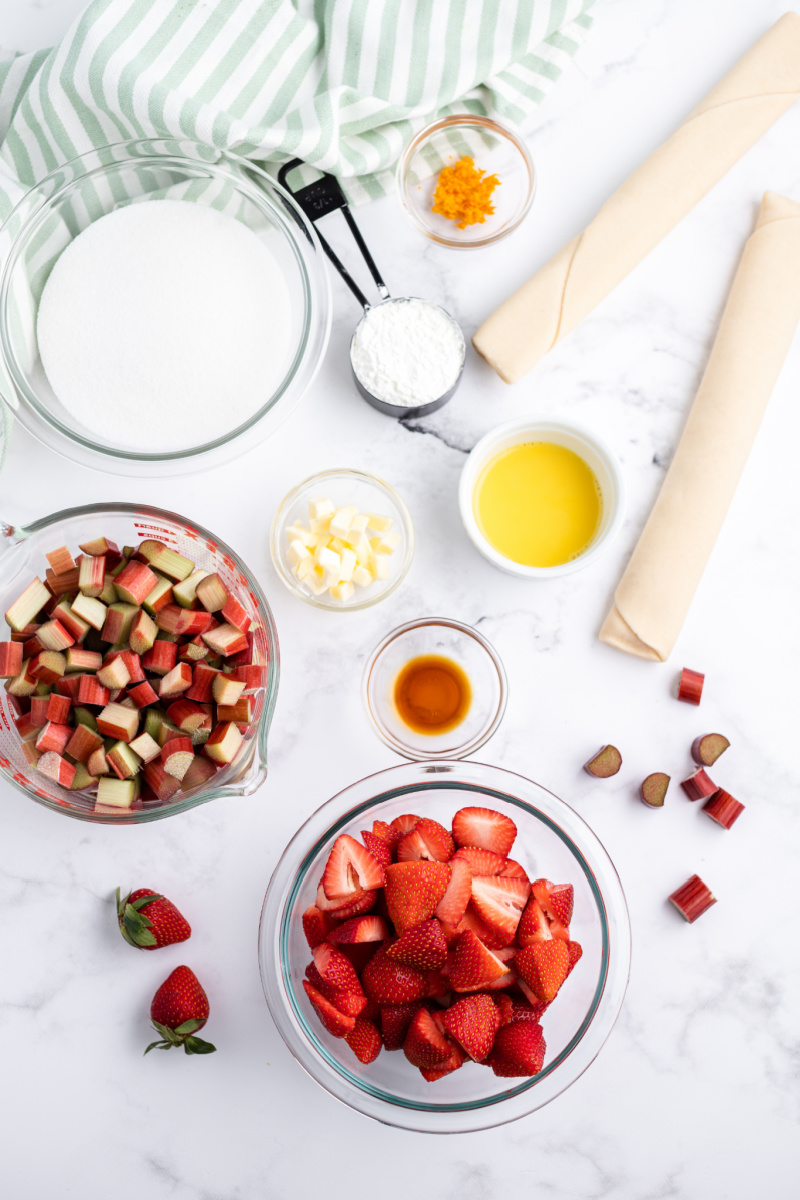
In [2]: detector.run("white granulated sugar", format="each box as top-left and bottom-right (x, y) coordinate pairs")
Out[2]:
(350, 298), (464, 407)
(36, 200), (293, 452)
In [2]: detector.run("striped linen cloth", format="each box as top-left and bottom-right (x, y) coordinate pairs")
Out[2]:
(0, 0), (595, 459)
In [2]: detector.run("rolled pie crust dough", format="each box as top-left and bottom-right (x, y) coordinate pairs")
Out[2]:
(472, 13), (800, 383)
(599, 191), (800, 662)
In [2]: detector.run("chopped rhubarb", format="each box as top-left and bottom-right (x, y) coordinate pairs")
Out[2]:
(30, 650), (67, 685)
(180, 755), (217, 791)
(0, 642), (23, 678)
(201, 623), (248, 657)
(640, 772), (670, 808)
(36, 751), (76, 788)
(106, 740), (142, 780)
(96, 656), (131, 691)
(584, 745), (622, 778)
(87, 747), (110, 776)
(64, 723), (104, 764)
(691, 733), (730, 767)
(702, 790), (744, 830)
(101, 603), (138, 645)
(220, 594), (251, 633)
(70, 593), (107, 631)
(165, 698), (212, 735)
(161, 737), (195, 780)
(78, 555), (106, 597)
(77, 675), (110, 708)
(128, 731), (161, 764)
(96, 776), (138, 808)
(127, 680), (159, 708)
(156, 604), (215, 637)
(37, 619), (75, 652)
(185, 661), (218, 702)
(97, 701), (140, 743)
(113, 559), (158, 606)
(45, 693), (71, 724)
(141, 761), (181, 802)
(45, 545), (77, 576)
(195, 573), (228, 613)
(217, 695), (253, 725)
(681, 767), (718, 802)
(668, 875), (716, 923)
(677, 668), (704, 705)
(212, 674), (245, 707)
(204, 720), (243, 764)
(5, 578), (51, 632)
(159, 662), (192, 701)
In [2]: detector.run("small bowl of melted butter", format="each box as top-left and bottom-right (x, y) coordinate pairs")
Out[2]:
(362, 617), (507, 760)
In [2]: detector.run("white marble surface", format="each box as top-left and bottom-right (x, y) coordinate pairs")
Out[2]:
(2, 0), (800, 1195)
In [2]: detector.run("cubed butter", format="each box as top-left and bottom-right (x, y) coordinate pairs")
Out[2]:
(352, 564), (374, 588)
(308, 497), (335, 520)
(285, 523), (315, 547)
(349, 514), (369, 535)
(366, 513), (393, 533)
(309, 515), (332, 535)
(296, 555), (316, 582)
(288, 539), (311, 567)
(339, 548), (357, 583)
(330, 505), (358, 539)
(330, 581), (355, 602)
(315, 546), (341, 575)
(374, 555), (391, 581)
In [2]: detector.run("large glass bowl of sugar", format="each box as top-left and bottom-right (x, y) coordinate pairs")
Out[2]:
(0, 139), (331, 476)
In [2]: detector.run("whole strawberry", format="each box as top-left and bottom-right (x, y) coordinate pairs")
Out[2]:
(116, 887), (191, 950)
(146, 966), (216, 1055)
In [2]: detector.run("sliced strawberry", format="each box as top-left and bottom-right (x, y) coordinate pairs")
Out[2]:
(499, 858), (530, 882)
(514, 940), (569, 1004)
(328, 915), (388, 944)
(361, 947), (428, 1004)
(452, 846), (506, 875)
(360, 996), (382, 1022)
(396, 817), (455, 863)
(360, 829), (393, 869)
(315, 882), (376, 916)
(305, 962), (367, 1019)
(381, 1002), (424, 1051)
(470, 876), (531, 945)
(321, 834), (385, 900)
(442, 994), (499, 1062)
(390, 813), (421, 837)
(302, 904), (339, 949)
(344, 1017), (383, 1064)
(372, 819), (403, 852)
(516, 978), (548, 1011)
(435, 856), (472, 928)
(517, 895), (553, 948)
(533, 878), (574, 927)
(419, 1042), (466, 1081)
(384, 861), (451, 934)
(449, 930), (509, 992)
(403, 1006), (453, 1069)
(487, 1021), (546, 1077)
(457, 903), (508, 951)
(312, 942), (363, 993)
(508, 995), (549, 1022)
(302, 980), (356, 1038)
(566, 940), (583, 978)
(385, 920), (448, 971)
(452, 806), (517, 857)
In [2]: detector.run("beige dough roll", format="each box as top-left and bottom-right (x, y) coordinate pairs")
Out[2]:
(473, 12), (800, 383)
(599, 191), (800, 662)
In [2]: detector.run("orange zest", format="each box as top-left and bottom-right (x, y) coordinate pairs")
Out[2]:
(431, 155), (500, 230)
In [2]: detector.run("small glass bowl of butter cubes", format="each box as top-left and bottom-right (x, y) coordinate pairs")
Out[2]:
(270, 469), (415, 610)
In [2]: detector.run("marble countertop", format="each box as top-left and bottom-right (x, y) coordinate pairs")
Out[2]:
(2, 1), (799, 1196)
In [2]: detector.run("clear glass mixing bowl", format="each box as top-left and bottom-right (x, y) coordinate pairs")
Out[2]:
(0, 139), (331, 476)
(0, 502), (279, 823)
(259, 760), (631, 1133)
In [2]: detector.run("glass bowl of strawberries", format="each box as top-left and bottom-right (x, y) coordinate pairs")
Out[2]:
(0, 501), (278, 822)
(259, 760), (630, 1132)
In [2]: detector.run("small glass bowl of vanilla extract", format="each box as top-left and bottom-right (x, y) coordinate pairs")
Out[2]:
(361, 618), (508, 760)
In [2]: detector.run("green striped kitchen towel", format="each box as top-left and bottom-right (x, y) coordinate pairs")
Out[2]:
(0, 0), (594, 217)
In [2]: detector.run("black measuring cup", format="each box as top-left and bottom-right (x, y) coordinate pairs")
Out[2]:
(277, 160), (465, 419)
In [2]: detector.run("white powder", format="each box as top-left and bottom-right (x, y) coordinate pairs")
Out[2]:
(36, 200), (294, 452)
(350, 297), (464, 407)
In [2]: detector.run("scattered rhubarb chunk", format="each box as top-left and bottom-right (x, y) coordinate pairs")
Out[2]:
(691, 733), (730, 767)
(584, 745), (622, 778)
(668, 875), (716, 923)
(677, 668), (704, 705)
(680, 767), (718, 803)
(702, 790), (744, 830)
(640, 772), (670, 808)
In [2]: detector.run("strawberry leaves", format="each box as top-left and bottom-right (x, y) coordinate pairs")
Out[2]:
(145, 1018), (217, 1056)
(116, 887), (162, 949)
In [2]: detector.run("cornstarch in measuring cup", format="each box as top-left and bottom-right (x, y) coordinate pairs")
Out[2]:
(350, 298), (464, 407)
(36, 200), (294, 452)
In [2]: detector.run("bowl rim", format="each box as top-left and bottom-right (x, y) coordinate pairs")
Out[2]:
(0, 138), (331, 474)
(395, 114), (536, 249)
(259, 759), (631, 1133)
(361, 616), (508, 759)
(458, 415), (627, 579)
(0, 500), (279, 823)
(269, 468), (415, 611)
